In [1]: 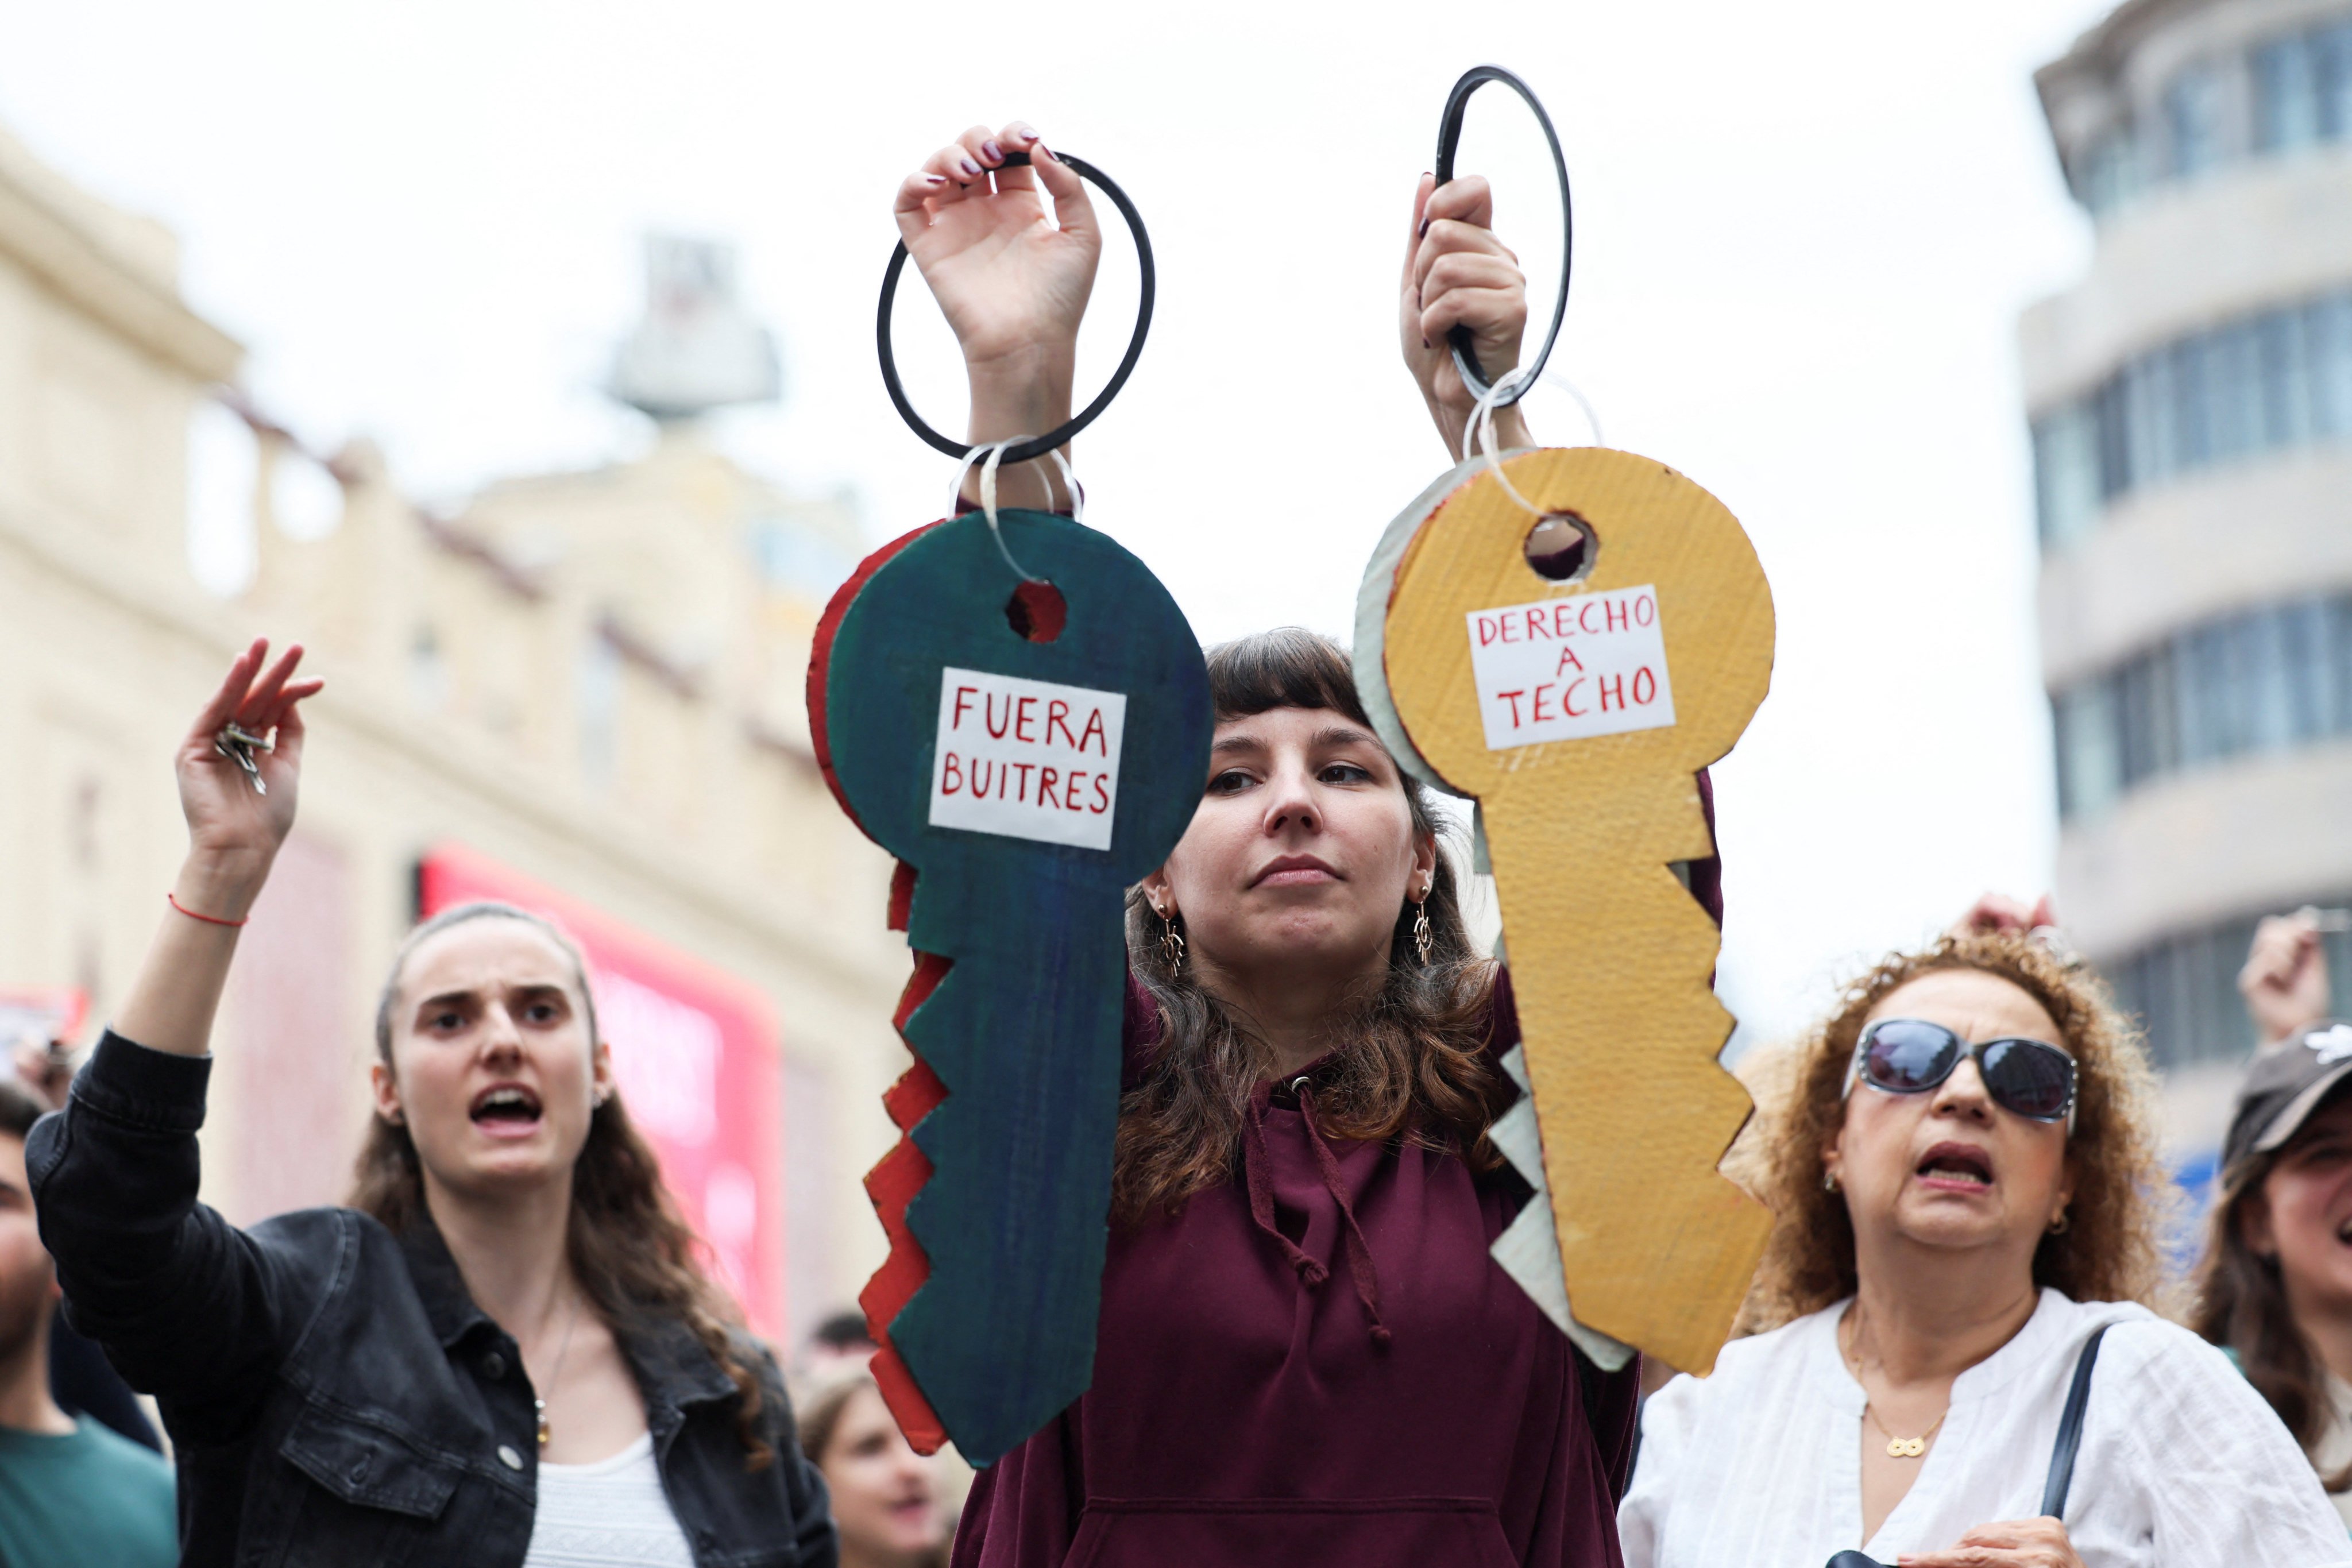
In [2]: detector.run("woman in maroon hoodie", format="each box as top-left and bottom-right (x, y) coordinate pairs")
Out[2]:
(899, 120), (1659, 1568)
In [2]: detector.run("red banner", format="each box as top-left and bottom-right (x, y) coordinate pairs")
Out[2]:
(416, 845), (786, 1334)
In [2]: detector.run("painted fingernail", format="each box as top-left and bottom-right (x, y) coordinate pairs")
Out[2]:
(983, 140), (1003, 163)
(1418, 218), (1430, 239)
(961, 157), (981, 176)
(1422, 334), (1431, 349)
(1015, 126), (1038, 142)
(1036, 142), (1058, 162)
(923, 173), (947, 186)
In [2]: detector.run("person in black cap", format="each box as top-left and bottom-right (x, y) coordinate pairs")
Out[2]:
(2191, 1009), (2352, 1527)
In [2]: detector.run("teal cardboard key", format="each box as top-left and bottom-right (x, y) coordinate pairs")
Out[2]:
(809, 504), (1208, 1466)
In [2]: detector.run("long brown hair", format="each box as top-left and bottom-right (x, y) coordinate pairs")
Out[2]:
(2192, 1097), (2352, 1492)
(350, 901), (771, 1466)
(1740, 931), (2165, 1333)
(1111, 629), (1513, 1224)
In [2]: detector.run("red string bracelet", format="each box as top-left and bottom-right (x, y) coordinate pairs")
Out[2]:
(167, 892), (248, 929)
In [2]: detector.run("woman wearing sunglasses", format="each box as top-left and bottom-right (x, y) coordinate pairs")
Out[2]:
(1618, 930), (2347, 1568)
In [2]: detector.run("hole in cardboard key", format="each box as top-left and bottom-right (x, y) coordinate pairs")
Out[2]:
(1006, 580), (1067, 643)
(1523, 512), (1596, 582)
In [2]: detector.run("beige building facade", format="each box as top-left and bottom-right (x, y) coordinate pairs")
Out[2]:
(0, 120), (909, 1343)
(2026, 0), (2352, 1164)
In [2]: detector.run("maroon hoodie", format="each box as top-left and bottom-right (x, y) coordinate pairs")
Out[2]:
(949, 967), (1643, 1567)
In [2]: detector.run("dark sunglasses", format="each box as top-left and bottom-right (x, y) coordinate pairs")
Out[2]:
(1845, 1018), (2077, 1127)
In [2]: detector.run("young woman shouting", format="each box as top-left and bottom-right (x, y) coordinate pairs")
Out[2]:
(30, 642), (836, 1567)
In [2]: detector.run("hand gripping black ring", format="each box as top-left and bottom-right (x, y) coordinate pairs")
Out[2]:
(876, 151), (1156, 464)
(1432, 66), (1573, 410)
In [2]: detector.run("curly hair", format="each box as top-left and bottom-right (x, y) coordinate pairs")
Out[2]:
(1111, 629), (1513, 1225)
(1739, 930), (2166, 1333)
(350, 901), (772, 1467)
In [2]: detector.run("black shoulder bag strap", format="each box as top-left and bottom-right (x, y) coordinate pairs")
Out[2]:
(1824, 1323), (2110, 1568)
(2039, 1324), (2110, 1519)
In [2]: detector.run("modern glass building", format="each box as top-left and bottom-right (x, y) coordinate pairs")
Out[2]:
(2028, 0), (2352, 1153)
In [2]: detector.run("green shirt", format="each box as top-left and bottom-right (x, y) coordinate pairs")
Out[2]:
(0, 1417), (175, 1568)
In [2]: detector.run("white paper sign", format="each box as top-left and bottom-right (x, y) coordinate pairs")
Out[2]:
(929, 667), (1127, 851)
(1465, 585), (1677, 751)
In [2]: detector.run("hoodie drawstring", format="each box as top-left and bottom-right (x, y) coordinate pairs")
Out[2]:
(1243, 1084), (1328, 1288)
(1241, 1076), (1391, 1348)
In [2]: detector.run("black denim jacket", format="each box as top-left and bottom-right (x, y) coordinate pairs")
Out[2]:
(28, 1032), (838, 1568)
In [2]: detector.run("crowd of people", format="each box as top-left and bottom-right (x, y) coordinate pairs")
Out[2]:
(0, 115), (2343, 1567)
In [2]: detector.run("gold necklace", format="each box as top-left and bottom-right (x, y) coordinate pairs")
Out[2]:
(1863, 1401), (1946, 1459)
(532, 1289), (580, 1449)
(1841, 1308), (1947, 1459)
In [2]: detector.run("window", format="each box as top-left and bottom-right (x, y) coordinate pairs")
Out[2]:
(2331, 598), (2352, 734)
(2165, 64), (2228, 177)
(2241, 610), (2297, 753)
(2115, 643), (2179, 787)
(2173, 334), (2215, 468)
(2032, 407), (2102, 547)
(2125, 352), (2176, 491)
(2053, 682), (2123, 818)
(2313, 296), (2352, 438)
(2172, 620), (2231, 766)
(2319, 22), (2352, 139)
(2030, 285), (2352, 540)
(410, 625), (448, 712)
(2258, 311), (2311, 446)
(2079, 130), (2142, 215)
(2208, 322), (2264, 461)
(2052, 590), (2352, 817)
(2094, 377), (2133, 501)
(2281, 597), (2336, 741)
(578, 634), (620, 789)
(2254, 34), (2319, 150)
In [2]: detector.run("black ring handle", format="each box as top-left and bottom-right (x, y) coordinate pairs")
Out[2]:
(876, 151), (1155, 465)
(1432, 66), (1573, 410)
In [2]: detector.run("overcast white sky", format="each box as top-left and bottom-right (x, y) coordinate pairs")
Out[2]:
(0, 0), (2115, 1048)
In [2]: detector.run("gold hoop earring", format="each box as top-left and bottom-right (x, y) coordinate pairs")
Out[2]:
(1157, 906), (1185, 973)
(2047, 1210), (2069, 1235)
(1824, 1171), (1840, 1194)
(1412, 899), (1434, 966)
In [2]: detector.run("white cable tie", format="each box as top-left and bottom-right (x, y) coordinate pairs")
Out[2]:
(1040, 446), (1084, 524)
(1538, 368), (1605, 448)
(1465, 365), (1543, 520)
(978, 442), (1040, 582)
(947, 439), (1071, 584)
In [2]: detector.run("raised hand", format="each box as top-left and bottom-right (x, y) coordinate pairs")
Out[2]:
(1401, 172), (1534, 459)
(175, 639), (321, 895)
(895, 121), (1100, 453)
(1949, 892), (2059, 940)
(2241, 912), (2332, 1045)
(120, 639), (325, 1057)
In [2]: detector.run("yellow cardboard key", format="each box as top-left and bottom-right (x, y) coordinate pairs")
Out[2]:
(1379, 446), (1773, 1374)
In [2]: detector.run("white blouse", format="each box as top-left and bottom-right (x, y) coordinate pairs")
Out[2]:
(522, 1432), (695, 1568)
(1619, 1289), (2352, 1568)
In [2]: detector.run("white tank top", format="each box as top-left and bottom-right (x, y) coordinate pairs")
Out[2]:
(522, 1432), (696, 1567)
